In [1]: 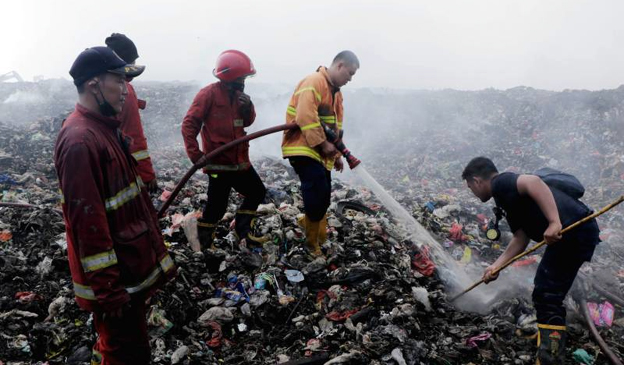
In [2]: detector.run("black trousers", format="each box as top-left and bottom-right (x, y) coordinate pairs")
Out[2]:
(289, 157), (331, 222)
(532, 231), (598, 325)
(202, 167), (266, 237)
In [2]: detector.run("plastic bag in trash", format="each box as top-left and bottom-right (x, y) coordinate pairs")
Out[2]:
(587, 301), (614, 327)
(181, 211), (202, 252)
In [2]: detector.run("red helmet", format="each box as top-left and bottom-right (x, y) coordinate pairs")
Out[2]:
(213, 50), (256, 82)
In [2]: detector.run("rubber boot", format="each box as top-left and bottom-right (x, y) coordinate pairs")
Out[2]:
(197, 219), (216, 250)
(236, 210), (270, 248)
(318, 214), (328, 246)
(535, 324), (566, 365)
(303, 215), (322, 257)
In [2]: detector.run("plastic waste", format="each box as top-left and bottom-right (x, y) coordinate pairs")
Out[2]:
(572, 349), (594, 364)
(181, 211), (202, 252)
(285, 269), (305, 283)
(147, 306), (174, 337)
(587, 301), (614, 327)
(465, 332), (492, 348)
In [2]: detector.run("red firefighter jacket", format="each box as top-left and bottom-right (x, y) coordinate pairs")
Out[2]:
(54, 103), (176, 313)
(118, 82), (156, 183)
(181, 81), (256, 173)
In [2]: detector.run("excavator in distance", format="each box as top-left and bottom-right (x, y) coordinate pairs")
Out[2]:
(0, 71), (24, 83)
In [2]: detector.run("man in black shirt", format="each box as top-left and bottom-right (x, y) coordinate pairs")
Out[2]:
(462, 157), (600, 365)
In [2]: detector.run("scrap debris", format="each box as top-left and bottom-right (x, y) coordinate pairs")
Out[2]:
(1, 81), (624, 364)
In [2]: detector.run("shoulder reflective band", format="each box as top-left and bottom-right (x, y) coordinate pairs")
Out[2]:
(81, 250), (118, 272)
(105, 181), (141, 212)
(131, 150), (150, 161)
(287, 106), (297, 116)
(295, 86), (322, 102)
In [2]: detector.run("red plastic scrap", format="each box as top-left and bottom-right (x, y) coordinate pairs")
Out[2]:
(368, 204), (382, 211)
(325, 308), (359, 322)
(465, 332), (492, 348)
(411, 246), (436, 276)
(316, 290), (327, 303)
(449, 222), (466, 242)
(159, 190), (172, 202)
(15, 292), (43, 303)
(0, 229), (12, 242)
(476, 214), (488, 225)
(511, 255), (539, 268)
(205, 321), (223, 348)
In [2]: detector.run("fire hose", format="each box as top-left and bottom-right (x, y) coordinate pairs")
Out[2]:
(0, 202), (63, 216)
(450, 194), (624, 302)
(157, 122), (361, 218)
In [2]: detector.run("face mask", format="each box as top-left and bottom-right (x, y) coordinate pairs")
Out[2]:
(229, 82), (245, 92)
(95, 82), (119, 117)
(486, 207), (505, 241)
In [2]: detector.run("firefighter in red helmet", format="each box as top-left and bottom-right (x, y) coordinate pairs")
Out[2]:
(181, 50), (266, 249)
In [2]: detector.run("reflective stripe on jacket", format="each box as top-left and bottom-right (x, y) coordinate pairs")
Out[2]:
(55, 104), (176, 313)
(118, 82), (156, 183)
(181, 82), (256, 173)
(281, 66), (343, 170)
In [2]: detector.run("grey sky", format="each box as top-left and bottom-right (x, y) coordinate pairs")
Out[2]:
(2, 0), (623, 90)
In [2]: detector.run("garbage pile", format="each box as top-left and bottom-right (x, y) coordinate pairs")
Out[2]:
(1, 82), (624, 364)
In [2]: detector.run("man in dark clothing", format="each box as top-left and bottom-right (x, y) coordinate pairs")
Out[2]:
(105, 33), (158, 192)
(462, 157), (599, 365)
(56, 46), (176, 365)
(181, 50), (265, 249)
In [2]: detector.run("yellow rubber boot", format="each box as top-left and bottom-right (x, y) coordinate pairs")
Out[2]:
(197, 220), (216, 250)
(535, 324), (566, 365)
(318, 214), (328, 246)
(303, 215), (322, 257)
(297, 215), (307, 229)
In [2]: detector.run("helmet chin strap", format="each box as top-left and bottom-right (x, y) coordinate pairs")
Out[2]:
(93, 82), (119, 117)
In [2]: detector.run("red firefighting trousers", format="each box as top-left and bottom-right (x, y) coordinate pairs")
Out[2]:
(91, 294), (150, 365)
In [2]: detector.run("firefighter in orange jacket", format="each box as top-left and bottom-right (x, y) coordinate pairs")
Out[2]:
(282, 51), (360, 256)
(181, 50), (266, 248)
(56, 47), (176, 365)
(105, 33), (158, 192)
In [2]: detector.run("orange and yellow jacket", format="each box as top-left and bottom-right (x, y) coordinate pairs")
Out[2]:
(282, 66), (343, 170)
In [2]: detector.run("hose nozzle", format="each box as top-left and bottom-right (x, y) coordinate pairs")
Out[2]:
(321, 122), (361, 170)
(343, 149), (361, 169)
